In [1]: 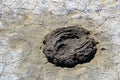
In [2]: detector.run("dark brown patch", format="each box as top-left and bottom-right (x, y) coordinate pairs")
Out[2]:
(43, 26), (97, 68)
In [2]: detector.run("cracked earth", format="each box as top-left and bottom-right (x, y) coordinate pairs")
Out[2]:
(0, 0), (120, 80)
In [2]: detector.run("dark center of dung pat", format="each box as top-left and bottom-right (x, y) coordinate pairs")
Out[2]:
(43, 26), (98, 68)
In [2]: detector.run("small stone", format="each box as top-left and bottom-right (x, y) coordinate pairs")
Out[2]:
(101, 48), (107, 50)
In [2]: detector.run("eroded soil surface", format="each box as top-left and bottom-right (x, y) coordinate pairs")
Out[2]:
(0, 12), (120, 80)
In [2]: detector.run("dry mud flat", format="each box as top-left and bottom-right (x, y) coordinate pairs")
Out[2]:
(0, 13), (120, 80)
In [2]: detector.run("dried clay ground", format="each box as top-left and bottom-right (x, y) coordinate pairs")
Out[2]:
(0, 0), (120, 80)
(0, 13), (119, 80)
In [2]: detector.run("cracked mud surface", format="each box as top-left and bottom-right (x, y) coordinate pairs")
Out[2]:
(0, 0), (120, 79)
(0, 13), (120, 80)
(43, 26), (97, 67)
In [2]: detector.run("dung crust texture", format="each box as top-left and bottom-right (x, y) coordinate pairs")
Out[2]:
(43, 26), (97, 67)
